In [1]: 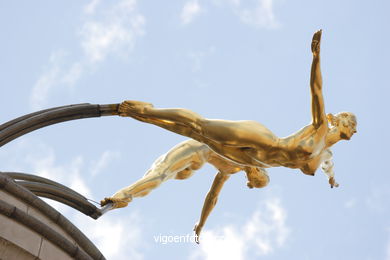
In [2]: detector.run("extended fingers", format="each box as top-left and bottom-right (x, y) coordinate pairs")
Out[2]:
(311, 29), (322, 54)
(193, 223), (202, 244)
(100, 197), (113, 206)
(312, 29), (322, 42)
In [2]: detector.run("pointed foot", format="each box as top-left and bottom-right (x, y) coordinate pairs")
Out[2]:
(118, 100), (153, 117)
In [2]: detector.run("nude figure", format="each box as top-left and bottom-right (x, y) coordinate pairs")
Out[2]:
(101, 139), (269, 242)
(101, 30), (357, 242)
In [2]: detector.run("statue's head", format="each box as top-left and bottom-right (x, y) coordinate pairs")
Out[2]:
(327, 112), (357, 140)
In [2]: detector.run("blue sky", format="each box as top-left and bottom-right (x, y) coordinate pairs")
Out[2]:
(0, 0), (389, 259)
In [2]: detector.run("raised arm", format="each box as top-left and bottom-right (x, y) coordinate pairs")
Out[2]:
(194, 172), (230, 243)
(310, 29), (327, 129)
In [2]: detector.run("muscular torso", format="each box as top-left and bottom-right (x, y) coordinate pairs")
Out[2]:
(197, 119), (329, 175)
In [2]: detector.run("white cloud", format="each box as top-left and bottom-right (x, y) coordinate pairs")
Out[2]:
(31, 53), (85, 110)
(193, 227), (245, 260)
(0, 139), (90, 212)
(1, 139), (145, 259)
(90, 150), (121, 176)
(80, 0), (145, 63)
(30, 51), (85, 110)
(30, 51), (65, 110)
(61, 61), (84, 86)
(190, 198), (290, 259)
(84, 0), (101, 15)
(30, 0), (145, 110)
(25, 144), (92, 198)
(236, 0), (279, 29)
(225, 0), (241, 7)
(181, 0), (202, 25)
(210, 0), (280, 29)
(249, 198), (289, 250)
(72, 212), (144, 260)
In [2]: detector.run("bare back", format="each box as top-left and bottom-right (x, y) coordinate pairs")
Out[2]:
(198, 119), (329, 171)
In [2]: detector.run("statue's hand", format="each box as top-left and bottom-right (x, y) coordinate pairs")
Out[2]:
(311, 29), (322, 56)
(328, 177), (339, 188)
(100, 197), (130, 209)
(193, 223), (202, 244)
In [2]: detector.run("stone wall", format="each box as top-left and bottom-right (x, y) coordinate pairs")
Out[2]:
(0, 174), (105, 260)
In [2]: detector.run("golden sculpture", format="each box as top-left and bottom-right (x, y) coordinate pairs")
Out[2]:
(101, 30), (357, 242)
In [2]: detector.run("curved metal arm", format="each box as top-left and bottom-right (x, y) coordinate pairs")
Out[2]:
(0, 103), (119, 147)
(4, 172), (87, 199)
(0, 104), (121, 218)
(1, 172), (107, 219)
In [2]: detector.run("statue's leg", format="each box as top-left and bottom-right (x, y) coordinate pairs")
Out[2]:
(101, 140), (210, 209)
(119, 101), (279, 150)
(119, 101), (206, 137)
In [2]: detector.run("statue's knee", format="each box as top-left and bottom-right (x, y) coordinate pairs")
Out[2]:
(246, 167), (270, 189)
(247, 180), (268, 189)
(247, 175), (269, 189)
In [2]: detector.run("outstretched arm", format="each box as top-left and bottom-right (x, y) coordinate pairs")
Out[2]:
(320, 149), (339, 188)
(101, 140), (209, 209)
(194, 172), (230, 243)
(310, 29), (327, 129)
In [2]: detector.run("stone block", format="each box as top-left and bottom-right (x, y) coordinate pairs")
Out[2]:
(39, 239), (72, 260)
(0, 237), (37, 260)
(0, 190), (28, 212)
(27, 207), (76, 244)
(0, 214), (41, 256)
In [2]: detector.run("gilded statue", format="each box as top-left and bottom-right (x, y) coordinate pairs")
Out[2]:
(101, 30), (357, 242)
